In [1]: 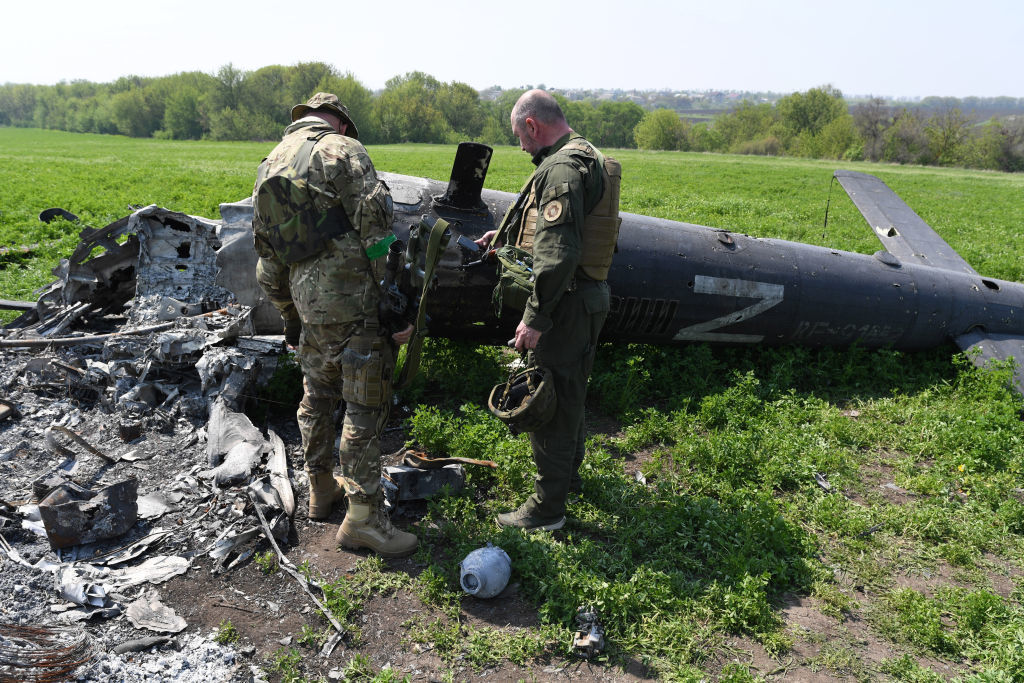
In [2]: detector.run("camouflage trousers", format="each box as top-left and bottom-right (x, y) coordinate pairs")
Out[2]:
(296, 320), (395, 495)
(525, 280), (610, 518)
(273, 238), (394, 496)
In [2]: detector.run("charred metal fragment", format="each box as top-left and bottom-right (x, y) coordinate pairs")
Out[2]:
(37, 478), (139, 550)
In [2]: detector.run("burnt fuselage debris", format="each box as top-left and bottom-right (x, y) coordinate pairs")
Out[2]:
(0, 200), (295, 677)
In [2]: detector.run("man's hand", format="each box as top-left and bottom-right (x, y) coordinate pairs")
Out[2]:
(476, 230), (500, 249)
(513, 320), (541, 351)
(391, 323), (414, 346)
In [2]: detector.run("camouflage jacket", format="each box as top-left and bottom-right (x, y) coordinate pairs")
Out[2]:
(520, 133), (604, 333)
(253, 118), (394, 325)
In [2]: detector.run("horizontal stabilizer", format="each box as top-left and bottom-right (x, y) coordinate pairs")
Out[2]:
(834, 170), (976, 275)
(955, 330), (1024, 395)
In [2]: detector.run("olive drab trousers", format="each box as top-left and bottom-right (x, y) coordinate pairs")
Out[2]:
(526, 279), (610, 518)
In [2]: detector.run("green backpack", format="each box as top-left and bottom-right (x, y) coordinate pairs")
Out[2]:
(254, 131), (354, 264)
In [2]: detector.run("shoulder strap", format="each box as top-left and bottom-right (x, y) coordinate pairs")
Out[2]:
(292, 130), (335, 179)
(491, 168), (538, 249)
(295, 130), (355, 234)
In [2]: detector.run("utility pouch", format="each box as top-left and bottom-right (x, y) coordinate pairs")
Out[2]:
(492, 245), (535, 315)
(341, 332), (391, 408)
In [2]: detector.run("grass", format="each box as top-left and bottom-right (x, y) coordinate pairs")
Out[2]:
(3, 127), (1024, 679)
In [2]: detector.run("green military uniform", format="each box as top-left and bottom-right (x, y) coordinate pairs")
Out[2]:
(511, 132), (612, 520)
(253, 115), (395, 497)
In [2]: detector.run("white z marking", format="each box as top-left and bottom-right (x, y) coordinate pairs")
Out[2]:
(672, 275), (785, 343)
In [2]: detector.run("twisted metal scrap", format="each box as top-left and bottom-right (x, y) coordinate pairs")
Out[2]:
(0, 623), (93, 682)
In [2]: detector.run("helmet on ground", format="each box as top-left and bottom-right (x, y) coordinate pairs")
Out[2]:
(488, 364), (556, 435)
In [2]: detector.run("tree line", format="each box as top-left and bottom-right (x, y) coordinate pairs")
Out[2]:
(0, 62), (643, 149)
(635, 86), (1024, 172)
(1, 63), (1021, 172)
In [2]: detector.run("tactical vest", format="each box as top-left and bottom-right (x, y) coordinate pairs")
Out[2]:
(253, 130), (354, 264)
(514, 140), (622, 281)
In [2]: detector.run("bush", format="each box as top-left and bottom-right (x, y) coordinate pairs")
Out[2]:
(731, 136), (781, 156)
(634, 109), (686, 150)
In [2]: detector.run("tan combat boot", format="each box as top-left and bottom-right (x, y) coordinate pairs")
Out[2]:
(307, 471), (346, 520)
(336, 491), (418, 558)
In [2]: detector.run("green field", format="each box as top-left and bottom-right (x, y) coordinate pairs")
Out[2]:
(3, 128), (1024, 681)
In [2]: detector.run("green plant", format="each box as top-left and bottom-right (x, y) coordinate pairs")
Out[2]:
(297, 624), (329, 650)
(269, 647), (307, 683)
(255, 549), (278, 575)
(878, 654), (946, 682)
(874, 589), (958, 655)
(214, 619), (239, 645)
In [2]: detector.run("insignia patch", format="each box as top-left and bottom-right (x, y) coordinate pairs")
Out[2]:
(542, 200), (563, 222)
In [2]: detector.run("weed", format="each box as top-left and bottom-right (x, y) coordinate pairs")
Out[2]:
(336, 653), (412, 681)
(213, 619), (239, 645)
(879, 654), (946, 682)
(805, 642), (870, 680)
(811, 580), (858, 620)
(269, 648), (307, 683)
(873, 588), (958, 655)
(718, 662), (762, 682)
(297, 624), (329, 650)
(319, 574), (358, 624)
(254, 549), (278, 575)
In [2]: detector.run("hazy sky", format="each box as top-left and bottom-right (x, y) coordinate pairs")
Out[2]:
(3, 0), (1020, 99)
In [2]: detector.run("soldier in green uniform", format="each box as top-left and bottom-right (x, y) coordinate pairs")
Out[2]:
(478, 89), (621, 530)
(253, 93), (417, 557)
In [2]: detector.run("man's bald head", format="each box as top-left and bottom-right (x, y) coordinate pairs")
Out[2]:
(512, 89), (566, 130)
(510, 89), (572, 154)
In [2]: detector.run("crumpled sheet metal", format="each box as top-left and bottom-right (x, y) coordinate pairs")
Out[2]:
(2, 215), (138, 336)
(58, 565), (112, 608)
(37, 479), (139, 549)
(267, 430), (295, 518)
(201, 441), (262, 487)
(196, 349), (261, 410)
(125, 590), (187, 633)
(216, 197), (280, 334)
(205, 399), (264, 467)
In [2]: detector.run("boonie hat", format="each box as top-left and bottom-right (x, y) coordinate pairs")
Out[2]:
(290, 92), (359, 139)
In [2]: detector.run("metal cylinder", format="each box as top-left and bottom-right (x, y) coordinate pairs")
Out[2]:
(459, 543), (511, 598)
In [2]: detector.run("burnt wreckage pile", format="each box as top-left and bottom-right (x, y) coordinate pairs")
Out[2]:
(0, 200), (322, 679)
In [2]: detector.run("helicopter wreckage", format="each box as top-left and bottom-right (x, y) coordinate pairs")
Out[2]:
(0, 142), (1022, 675)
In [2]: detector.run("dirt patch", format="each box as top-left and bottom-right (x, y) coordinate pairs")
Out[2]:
(981, 552), (1023, 599)
(156, 526), (655, 681)
(893, 561), (966, 597)
(148, 451), (657, 682)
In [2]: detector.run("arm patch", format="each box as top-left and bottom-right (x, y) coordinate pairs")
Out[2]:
(542, 200), (564, 222)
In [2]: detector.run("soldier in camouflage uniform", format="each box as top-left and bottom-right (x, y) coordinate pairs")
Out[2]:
(477, 89), (620, 531)
(253, 93), (417, 557)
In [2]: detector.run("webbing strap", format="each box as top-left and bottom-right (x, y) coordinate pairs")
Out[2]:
(490, 169), (537, 250)
(394, 217), (450, 390)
